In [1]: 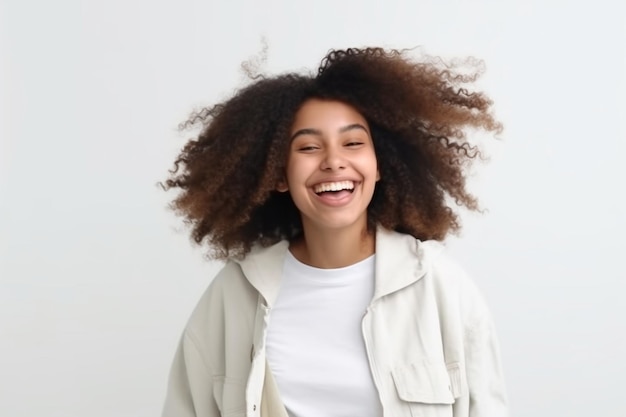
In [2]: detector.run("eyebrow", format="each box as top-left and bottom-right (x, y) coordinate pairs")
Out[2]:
(290, 123), (369, 141)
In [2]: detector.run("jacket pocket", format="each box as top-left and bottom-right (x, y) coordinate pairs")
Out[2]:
(391, 361), (457, 417)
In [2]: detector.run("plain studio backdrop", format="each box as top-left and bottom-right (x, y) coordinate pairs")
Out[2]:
(1, 0), (624, 416)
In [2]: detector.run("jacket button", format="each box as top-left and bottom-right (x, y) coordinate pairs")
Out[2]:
(253, 405), (256, 411)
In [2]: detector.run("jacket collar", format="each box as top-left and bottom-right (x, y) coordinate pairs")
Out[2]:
(372, 227), (428, 302)
(237, 239), (289, 308)
(236, 226), (428, 307)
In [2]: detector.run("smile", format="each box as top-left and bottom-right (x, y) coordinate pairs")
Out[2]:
(313, 181), (355, 194)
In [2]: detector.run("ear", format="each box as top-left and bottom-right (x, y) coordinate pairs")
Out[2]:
(376, 169), (381, 182)
(276, 177), (289, 192)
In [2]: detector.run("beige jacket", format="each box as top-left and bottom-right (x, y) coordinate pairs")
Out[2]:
(162, 228), (508, 417)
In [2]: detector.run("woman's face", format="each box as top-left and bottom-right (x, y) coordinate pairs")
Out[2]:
(279, 99), (379, 235)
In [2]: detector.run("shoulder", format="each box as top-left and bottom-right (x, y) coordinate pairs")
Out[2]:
(184, 261), (258, 339)
(196, 261), (250, 305)
(417, 240), (468, 286)
(416, 239), (492, 324)
(184, 238), (288, 336)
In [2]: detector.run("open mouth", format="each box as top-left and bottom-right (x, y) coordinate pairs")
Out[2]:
(313, 181), (356, 195)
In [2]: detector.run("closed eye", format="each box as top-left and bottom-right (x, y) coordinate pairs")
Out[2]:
(298, 145), (319, 151)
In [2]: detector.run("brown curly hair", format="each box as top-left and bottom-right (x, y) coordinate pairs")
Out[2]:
(163, 47), (502, 259)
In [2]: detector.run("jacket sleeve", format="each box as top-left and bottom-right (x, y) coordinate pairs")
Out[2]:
(462, 290), (509, 417)
(162, 331), (221, 417)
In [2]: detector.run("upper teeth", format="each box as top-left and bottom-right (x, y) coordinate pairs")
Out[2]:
(314, 181), (355, 193)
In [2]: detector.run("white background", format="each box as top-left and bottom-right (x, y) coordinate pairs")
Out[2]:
(1, 0), (625, 416)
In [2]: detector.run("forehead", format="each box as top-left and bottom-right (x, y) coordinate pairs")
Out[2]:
(290, 99), (369, 131)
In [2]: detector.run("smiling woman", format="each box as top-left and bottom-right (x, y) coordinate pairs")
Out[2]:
(278, 99), (380, 268)
(161, 47), (507, 417)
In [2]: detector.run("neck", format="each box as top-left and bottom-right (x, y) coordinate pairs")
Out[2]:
(290, 223), (376, 269)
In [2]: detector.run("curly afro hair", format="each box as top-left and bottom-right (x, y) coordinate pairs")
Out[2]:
(163, 47), (502, 259)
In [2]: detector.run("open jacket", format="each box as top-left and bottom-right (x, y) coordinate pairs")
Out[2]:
(162, 228), (508, 417)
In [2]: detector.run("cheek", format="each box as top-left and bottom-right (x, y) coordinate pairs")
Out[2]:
(284, 164), (300, 187)
(283, 156), (298, 184)
(360, 153), (379, 178)
(285, 156), (314, 185)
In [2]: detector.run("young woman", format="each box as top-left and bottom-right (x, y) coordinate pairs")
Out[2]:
(161, 47), (508, 417)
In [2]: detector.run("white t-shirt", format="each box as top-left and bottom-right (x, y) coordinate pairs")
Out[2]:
(265, 251), (383, 417)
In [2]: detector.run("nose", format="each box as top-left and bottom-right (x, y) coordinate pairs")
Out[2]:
(320, 146), (346, 171)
